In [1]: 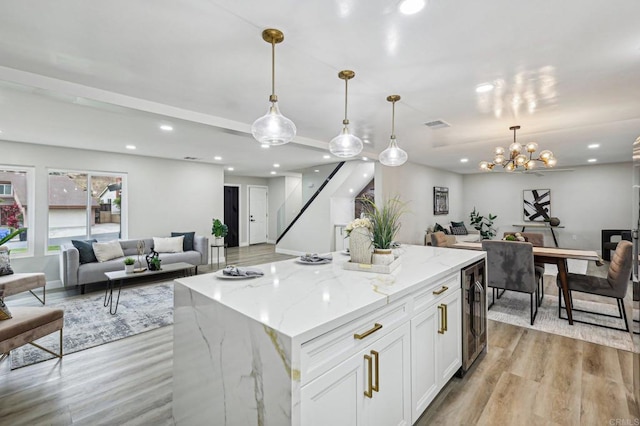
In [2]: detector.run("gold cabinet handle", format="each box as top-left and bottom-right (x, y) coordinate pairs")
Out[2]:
(354, 323), (383, 340)
(438, 304), (445, 334)
(364, 354), (373, 398)
(433, 286), (449, 295)
(371, 350), (379, 393)
(443, 303), (448, 332)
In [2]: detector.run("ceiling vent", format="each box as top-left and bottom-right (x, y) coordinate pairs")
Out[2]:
(424, 119), (451, 129)
(183, 156), (201, 160)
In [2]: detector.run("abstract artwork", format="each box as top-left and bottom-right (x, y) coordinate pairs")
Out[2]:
(523, 189), (551, 222)
(434, 187), (449, 215)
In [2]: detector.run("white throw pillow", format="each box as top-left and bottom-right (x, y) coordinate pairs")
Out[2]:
(153, 236), (184, 253)
(92, 241), (125, 262)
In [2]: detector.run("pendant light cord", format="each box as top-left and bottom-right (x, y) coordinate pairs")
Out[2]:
(390, 100), (396, 139)
(270, 40), (276, 101)
(343, 78), (349, 124)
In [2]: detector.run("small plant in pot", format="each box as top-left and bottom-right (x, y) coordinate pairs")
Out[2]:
(124, 257), (135, 273)
(359, 195), (408, 265)
(212, 218), (228, 245)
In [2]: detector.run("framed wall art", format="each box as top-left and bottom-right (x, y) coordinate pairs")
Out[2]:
(433, 186), (449, 215)
(523, 189), (551, 222)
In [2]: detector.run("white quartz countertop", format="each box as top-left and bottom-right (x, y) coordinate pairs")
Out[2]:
(175, 245), (484, 343)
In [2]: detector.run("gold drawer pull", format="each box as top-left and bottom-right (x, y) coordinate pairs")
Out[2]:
(433, 286), (449, 295)
(364, 353), (373, 398)
(371, 350), (379, 393)
(354, 323), (383, 340)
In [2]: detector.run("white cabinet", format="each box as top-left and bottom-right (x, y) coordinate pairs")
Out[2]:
(301, 322), (411, 426)
(410, 287), (462, 423)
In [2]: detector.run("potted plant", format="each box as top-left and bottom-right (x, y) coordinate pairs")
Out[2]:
(359, 196), (408, 265)
(469, 207), (497, 240)
(211, 218), (228, 246)
(124, 257), (135, 273)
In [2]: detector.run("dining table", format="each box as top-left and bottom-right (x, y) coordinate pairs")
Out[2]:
(451, 241), (601, 325)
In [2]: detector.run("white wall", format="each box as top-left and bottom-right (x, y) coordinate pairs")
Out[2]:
(376, 161), (465, 245)
(462, 163), (632, 251)
(224, 175), (268, 246)
(277, 162), (373, 255)
(3, 140), (224, 286)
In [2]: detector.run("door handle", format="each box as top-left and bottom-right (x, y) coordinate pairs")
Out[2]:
(438, 304), (445, 334)
(433, 286), (449, 295)
(371, 350), (379, 393)
(364, 353), (373, 398)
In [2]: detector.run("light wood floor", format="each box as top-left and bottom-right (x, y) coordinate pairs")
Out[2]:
(1, 244), (638, 425)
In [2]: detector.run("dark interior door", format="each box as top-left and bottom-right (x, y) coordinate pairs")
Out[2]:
(224, 186), (239, 247)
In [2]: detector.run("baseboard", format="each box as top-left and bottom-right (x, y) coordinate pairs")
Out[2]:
(275, 247), (305, 256)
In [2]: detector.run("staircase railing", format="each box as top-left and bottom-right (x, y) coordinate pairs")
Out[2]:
(276, 162), (345, 244)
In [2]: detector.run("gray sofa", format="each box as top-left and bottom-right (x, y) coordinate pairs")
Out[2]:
(59, 236), (209, 291)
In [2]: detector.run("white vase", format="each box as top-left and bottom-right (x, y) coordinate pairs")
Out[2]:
(214, 237), (224, 246)
(372, 249), (395, 266)
(125, 264), (134, 274)
(349, 227), (372, 264)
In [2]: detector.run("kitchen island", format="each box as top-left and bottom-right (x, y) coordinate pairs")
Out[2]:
(173, 245), (485, 426)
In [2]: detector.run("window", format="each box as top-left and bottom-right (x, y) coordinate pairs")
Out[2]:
(47, 170), (126, 252)
(0, 183), (12, 195)
(0, 167), (34, 257)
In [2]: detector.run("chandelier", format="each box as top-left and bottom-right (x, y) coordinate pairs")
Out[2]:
(479, 126), (556, 172)
(328, 70), (363, 157)
(251, 28), (296, 147)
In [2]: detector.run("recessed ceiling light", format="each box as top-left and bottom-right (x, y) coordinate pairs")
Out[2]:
(273, 163), (280, 168)
(362, 157), (368, 161)
(261, 144), (270, 149)
(349, 188), (354, 193)
(588, 158), (597, 163)
(125, 145), (136, 150)
(398, 0), (425, 15)
(227, 167), (234, 171)
(0, 130), (3, 134)
(214, 156), (222, 161)
(323, 155), (331, 159)
(271, 171), (277, 175)
(363, 139), (370, 144)
(314, 169), (320, 173)
(363, 173), (368, 178)
(588, 144), (600, 149)
(460, 158), (469, 163)
(475, 83), (494, 93)
(160, 124), (173, 132)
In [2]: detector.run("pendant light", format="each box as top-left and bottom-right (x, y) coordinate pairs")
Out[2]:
(329, 70), (363, 157)
(378, 95), (408, 167)
(251, 28), (296, 146)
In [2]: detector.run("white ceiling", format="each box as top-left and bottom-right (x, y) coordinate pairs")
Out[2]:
(0, 0), (638, 177)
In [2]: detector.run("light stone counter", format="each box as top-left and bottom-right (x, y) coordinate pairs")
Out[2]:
(173, 244), (484, 425)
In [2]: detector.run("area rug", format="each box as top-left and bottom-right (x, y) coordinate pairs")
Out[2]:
(9, 282), (173, 369)
(488, 288), (634, 352)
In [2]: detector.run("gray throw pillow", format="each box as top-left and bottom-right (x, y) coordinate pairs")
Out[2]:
(0, 246), (13, 276)
(171, 232), (195, 251)
(72, 239), (98, 264)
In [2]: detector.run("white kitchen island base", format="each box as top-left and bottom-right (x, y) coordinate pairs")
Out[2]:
(173, 245), (485, 426)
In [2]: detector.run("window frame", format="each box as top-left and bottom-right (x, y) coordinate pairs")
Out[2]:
(0, 165), (35, 258)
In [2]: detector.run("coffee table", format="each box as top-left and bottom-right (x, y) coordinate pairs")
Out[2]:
(104, 262), (196, 314)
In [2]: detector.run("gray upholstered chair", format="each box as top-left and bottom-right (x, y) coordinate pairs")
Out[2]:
(558, 240), (632, 331)
(482, 240), (543, 325)
(430, 231), (449, 247)
(503, 232), (546, 302)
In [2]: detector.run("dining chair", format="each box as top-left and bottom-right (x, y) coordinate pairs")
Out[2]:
(430, 231), (449, 247)
(482, 240), (543, 325)
(503, 232), (546, 302)
(557, 240), (632, 331)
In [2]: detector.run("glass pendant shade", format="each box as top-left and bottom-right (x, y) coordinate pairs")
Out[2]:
(329, 126), (363, 157)
(252, 102), (296, 146)
(509, 142), (522, 154)
(494, 146), (505, 155)
(379, 139), (408, 167)
(494, 154), (505, 164)
(546, 157), (557, 167)
(252, 28), (296, 146)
